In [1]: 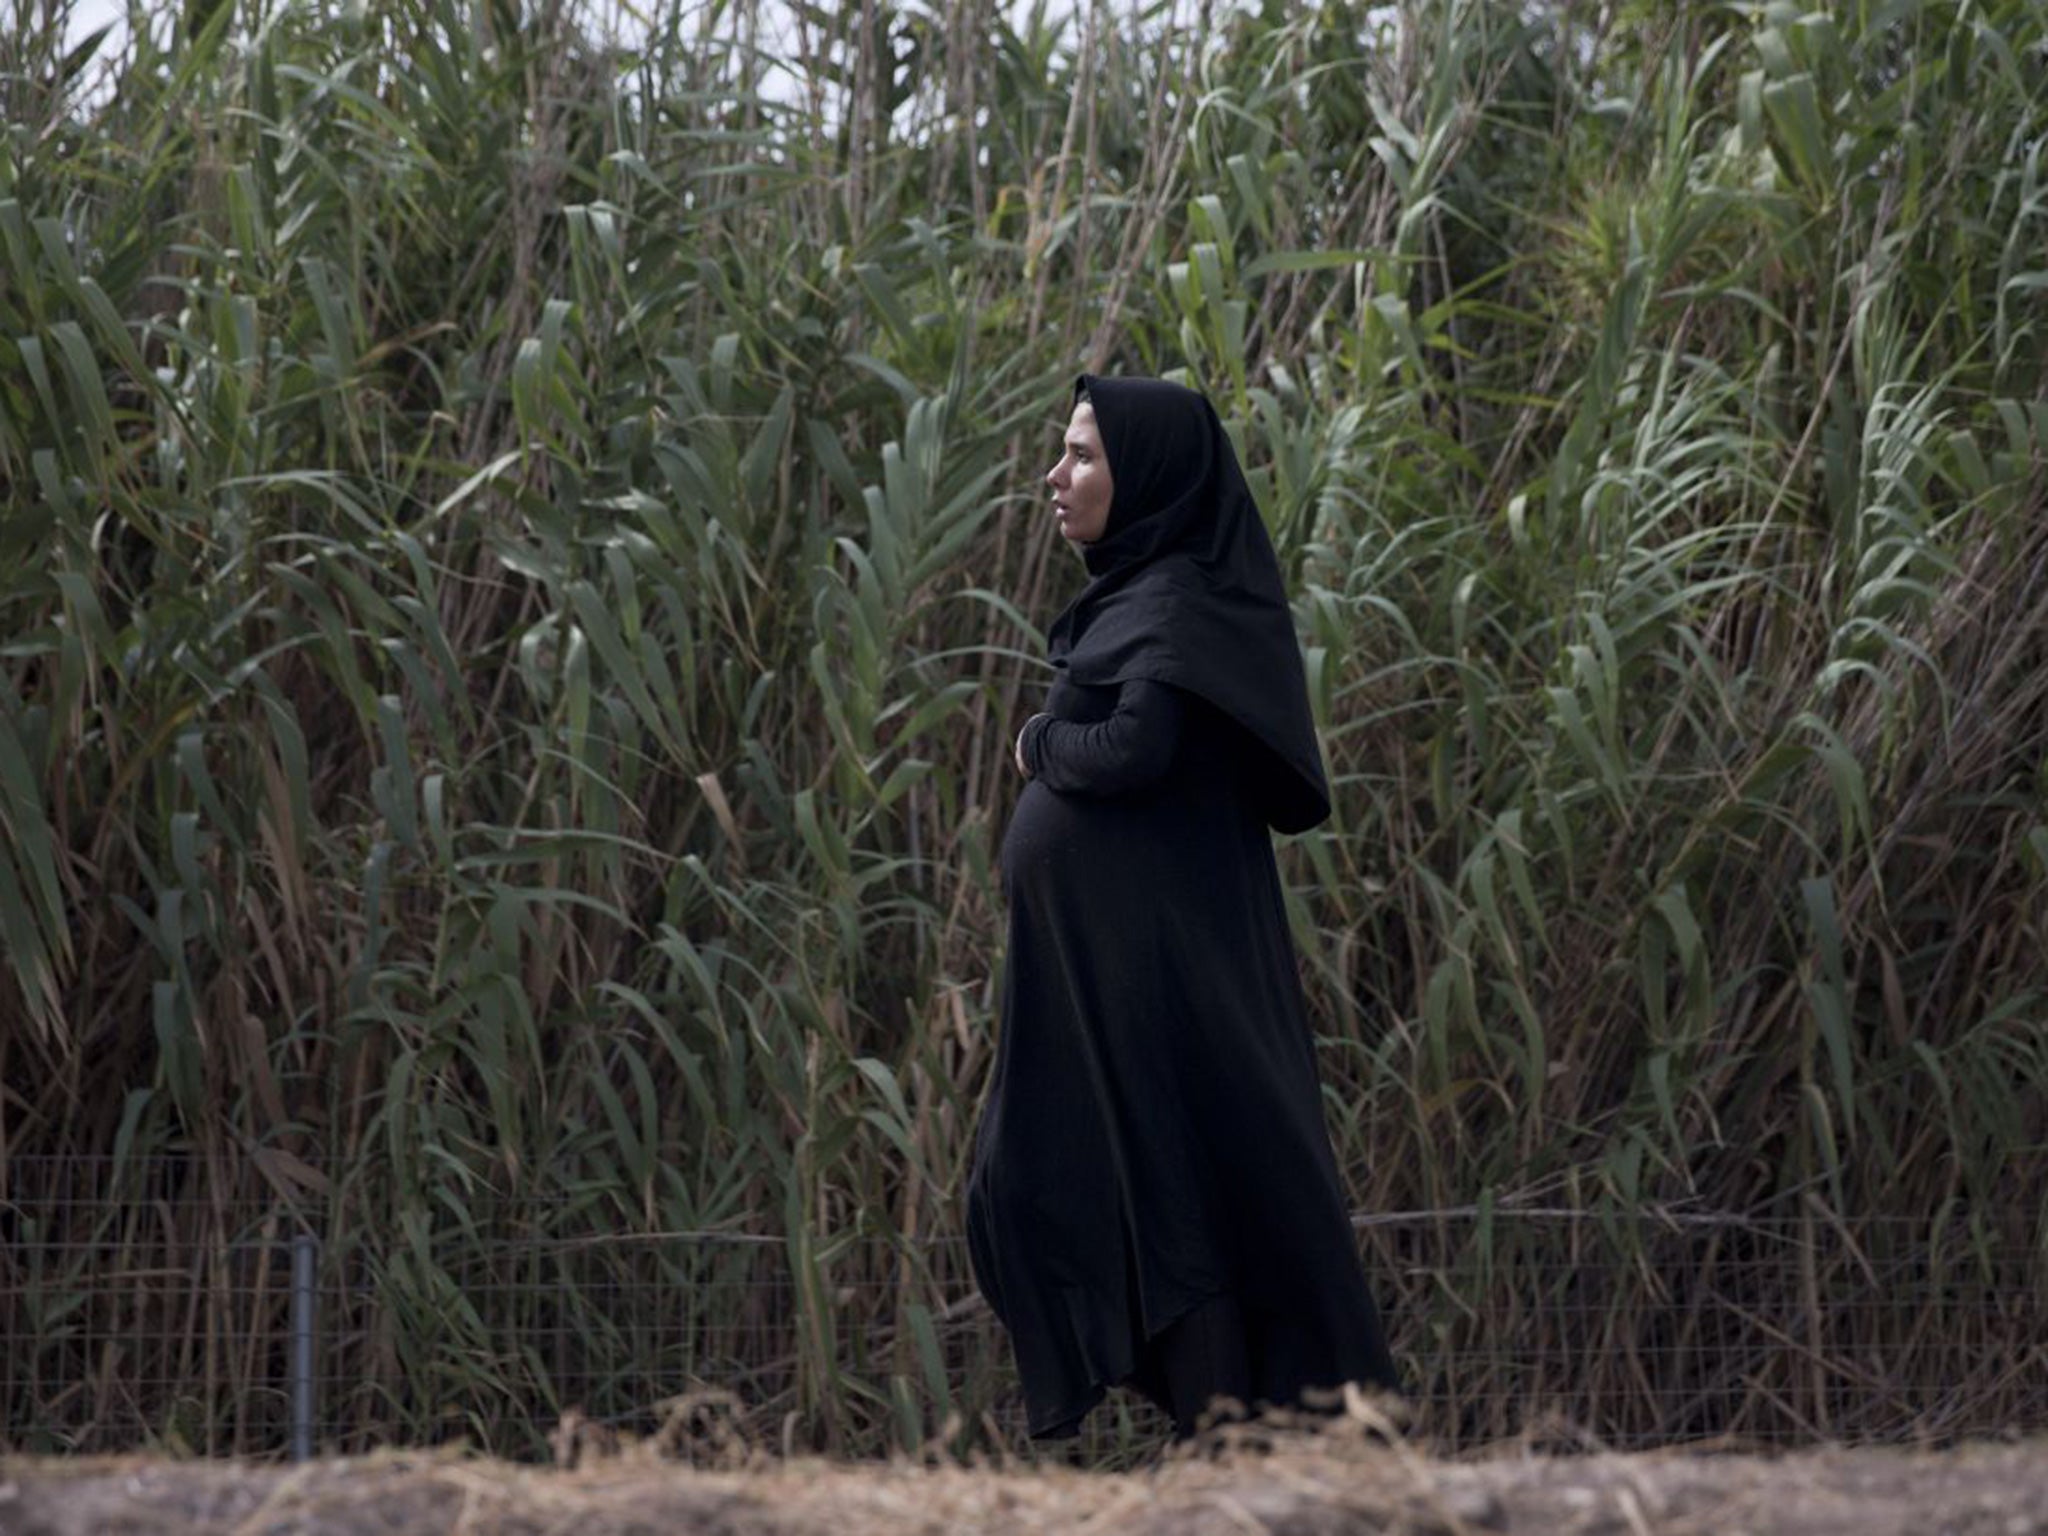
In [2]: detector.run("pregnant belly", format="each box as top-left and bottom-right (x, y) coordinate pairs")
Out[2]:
(1000, 773), (1240, 905)
(998, 781), (1095, 903)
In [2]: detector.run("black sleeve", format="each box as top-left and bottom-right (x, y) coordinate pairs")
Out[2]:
(1023, 678), (1187, 796)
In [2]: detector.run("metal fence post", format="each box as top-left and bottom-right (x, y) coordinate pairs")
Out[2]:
(290, 1232), (318, 1462)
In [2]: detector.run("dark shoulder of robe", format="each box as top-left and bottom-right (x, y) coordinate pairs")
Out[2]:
(964, 671), (1400, 1440)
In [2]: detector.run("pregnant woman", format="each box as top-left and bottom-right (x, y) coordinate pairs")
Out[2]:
(964, 373), (1401, 1444)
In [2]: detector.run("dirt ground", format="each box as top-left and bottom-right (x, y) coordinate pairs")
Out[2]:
(5, 1399), (2046, 1536)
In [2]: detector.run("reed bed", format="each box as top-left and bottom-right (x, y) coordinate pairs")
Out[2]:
(1, 0), (2045, 1462)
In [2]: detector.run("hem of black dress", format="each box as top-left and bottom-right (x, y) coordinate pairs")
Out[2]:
(1025, 1382), (1103, 1441)
(1024, 1285), (1239, 1441)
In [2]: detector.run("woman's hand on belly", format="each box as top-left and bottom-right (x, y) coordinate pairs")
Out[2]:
(1016, 713), (1051, 777)
(1014, 717), (1031, 777)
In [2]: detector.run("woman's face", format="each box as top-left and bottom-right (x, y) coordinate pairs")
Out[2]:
(1045, 400), (1113, 544)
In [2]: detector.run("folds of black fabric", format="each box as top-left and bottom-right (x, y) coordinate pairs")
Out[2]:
(965, 674), (1401, 1441)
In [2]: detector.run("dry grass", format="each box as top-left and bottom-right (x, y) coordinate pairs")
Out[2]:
(5, 1414), (2048, 1536)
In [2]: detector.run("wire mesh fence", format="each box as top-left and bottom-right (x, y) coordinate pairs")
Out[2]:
(3, 1155), (2042, 1463)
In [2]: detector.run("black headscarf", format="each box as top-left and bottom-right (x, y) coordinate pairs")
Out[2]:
(1045, 373), (1331, 834)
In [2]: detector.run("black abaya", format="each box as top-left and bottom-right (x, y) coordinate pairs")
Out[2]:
(964, 672), (1400, 1440)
